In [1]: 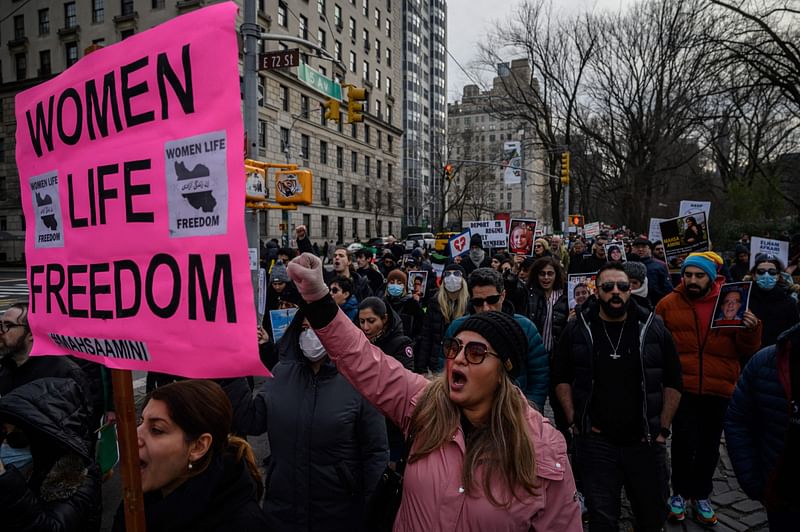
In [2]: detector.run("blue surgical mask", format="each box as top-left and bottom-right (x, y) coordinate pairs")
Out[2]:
(756, 273), (778, 291)
(387, 284), (404, 297)
(1, 442), (33, 470)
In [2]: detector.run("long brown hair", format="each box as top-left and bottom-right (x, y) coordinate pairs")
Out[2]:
(408, 372), (539, 507)
(147, 380), (263, 500)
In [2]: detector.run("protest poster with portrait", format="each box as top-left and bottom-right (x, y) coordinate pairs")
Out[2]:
(659, 212), (711, 273)
(711, 282), (752, 328)
(749, 237), (789, 269)
(407, 271), (428, 297)
(508, 218), (538, 256)
(567, 272), (598, 310)
(605, 241), (627, 263)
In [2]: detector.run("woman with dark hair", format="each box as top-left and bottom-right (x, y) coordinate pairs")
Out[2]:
(527, 257), (570, 355)
(383, 269), (425, 342)
(285, 253), (582, 529)
(746, 254), (800, 348)
(683, 216), (702, 244)
(358, 297), (415, 371)
(114, 380), (267, 531)
(0, 378), (101, 532)
(223, 312), (388, 532)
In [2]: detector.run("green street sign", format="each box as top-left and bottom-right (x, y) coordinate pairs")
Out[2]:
(298, 63), (342, 101)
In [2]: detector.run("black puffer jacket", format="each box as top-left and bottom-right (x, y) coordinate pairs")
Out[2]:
(384, 294), (424, 344)
(416, 296), (452, 373)
(324, 268), (373, 302)
(526, 286), (569, 353)
(0, 377), (101, 532)
(224, 312), (388, 532)
(112, 452), (268, 532)
(371, 305), (415, 370)
(748, 285), (800, 349)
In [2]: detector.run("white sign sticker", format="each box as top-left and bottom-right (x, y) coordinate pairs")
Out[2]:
(749, 237), (789, 269)
(467, 220), (508, 248)
(679, 200), (711, 219)
(648, 218), (666, 242)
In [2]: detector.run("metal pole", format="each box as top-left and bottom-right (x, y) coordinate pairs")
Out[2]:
(520, 142), (526, 217)
(243, 0), (261, 318)
(563, 182), (570, 234)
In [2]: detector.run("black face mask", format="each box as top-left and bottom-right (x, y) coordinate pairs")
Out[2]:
(599, 295), (629, 318)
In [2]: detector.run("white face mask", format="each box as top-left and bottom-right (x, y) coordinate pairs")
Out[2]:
(443, 275), (463, 293)
(632, 277), (649, 299)
(299, 328), (327, 362)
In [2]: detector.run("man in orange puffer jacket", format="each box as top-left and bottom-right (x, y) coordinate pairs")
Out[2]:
(655, 251), (762, 526)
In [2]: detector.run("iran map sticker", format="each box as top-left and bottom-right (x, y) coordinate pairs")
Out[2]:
(29, 170), (64, 248)
(165, 130), (229, 238)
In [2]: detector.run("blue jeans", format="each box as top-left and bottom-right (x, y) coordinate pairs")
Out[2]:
(576, 433), (669, 532)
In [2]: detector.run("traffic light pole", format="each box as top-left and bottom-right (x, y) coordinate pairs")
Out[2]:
(563, 182), (570, 234)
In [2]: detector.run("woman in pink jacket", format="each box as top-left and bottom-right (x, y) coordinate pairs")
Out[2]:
(288, 253), (582, 531)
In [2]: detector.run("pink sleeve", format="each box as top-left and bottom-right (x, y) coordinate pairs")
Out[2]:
(316, 310), (430, 432)
(535, 463), (583, 531)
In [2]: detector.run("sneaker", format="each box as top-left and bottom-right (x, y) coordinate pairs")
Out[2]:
(693, 499), (718, 526)
(668, 495), (686, 521)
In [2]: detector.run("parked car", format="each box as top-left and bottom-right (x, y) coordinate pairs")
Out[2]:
(434, 231), (460, 252)
(366, 236), (390, 250)
(405, 232), (435, 250)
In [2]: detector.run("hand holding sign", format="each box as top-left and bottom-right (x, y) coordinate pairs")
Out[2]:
(288, 252), (328, 302)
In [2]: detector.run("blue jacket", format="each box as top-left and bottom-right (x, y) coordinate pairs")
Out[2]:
(441, 309), (550, 410)
(725, 323), (800, 506)
(341, 295), (359, 321)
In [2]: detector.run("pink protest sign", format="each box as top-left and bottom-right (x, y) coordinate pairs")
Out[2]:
(15, 2), (268, 378)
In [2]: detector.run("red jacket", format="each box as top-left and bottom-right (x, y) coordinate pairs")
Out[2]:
(655, 277), (762, 398)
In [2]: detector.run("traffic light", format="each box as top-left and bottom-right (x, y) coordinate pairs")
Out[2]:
(560, 151), (570, 185)
(346, 86), (367, 123)
(444, 163), (454, 181)
(570, 214), (584, 227)
(323, 99), (340, 123)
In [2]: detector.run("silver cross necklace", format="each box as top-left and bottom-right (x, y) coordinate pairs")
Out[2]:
(602, 320), (626, 360)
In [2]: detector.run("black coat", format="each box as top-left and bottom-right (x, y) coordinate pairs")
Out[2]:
(224, 313), (388, 532)
(749, 285), (800, 349)
(385, 294), (424, 343)
(0, 355), (89, 398)
(575, 253), (607, 274)
(323, 268), (373, 302)
(0, 378), (101, 532)
(357, 266), (386, 295)
(526, 286), (569, 354)
(112, 453), (267, 532)
(416, 296), (451, 373)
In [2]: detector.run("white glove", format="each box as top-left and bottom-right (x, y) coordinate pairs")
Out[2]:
(287, 253), (329, 302)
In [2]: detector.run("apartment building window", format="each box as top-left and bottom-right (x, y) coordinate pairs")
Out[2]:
(318, 29), (327, 49)
(349, 51), (356, 72)
(365, 219), (371, 238)
(351, 124), (357, 139)
(303, 213), (311, 229)
(375, 39), (381, 60)
(318, 0), (327, 16)
(92, 0), (104, 23)
(362, 61), (369, 81)
(300, 134), (310, 159)
(121, 29), (135, 40)
(64, 3), (77, 29)
(320, 102), (327, 125)
(337, 182), (344, 205)
(364, 155), (371, 177)
(278, 2), (287, 28)
(336, 146), (344, 169)
(387, 163), (393, 182)
(386, 48), (391, 67)
(66, 42), (79, 66)
(352, 218), (359, 237)
(364, 125), (370, 144)
(376, 159), (382, 178)
(152, 0), (166, 8)
(387, 135), (393, 152)
(334, 41), (342, 61)
(386, 104), (392, 123)
(377, 220), (383, 235)
(385, 18), (391, 38)
(351, 151), (358, 172)
(363, 29), (369, 49)
(321, 215), (329, 237)
(14, 16), (25, 40)
(376, 190), (382, 211)
(386, 0), (391, 11)
(375, 8), (381, 26)
(0, 177), (6, 201)
(377, 130), (382, 148)
(280, 85), (289, 111)
(258, 120), (266, 148)
(334, 4), (342, 27)
(362, 0), (369, 17)
(300, 95), (309, 118)
(15, 54), (26, 81)
(0, 217), (6, 231)
(349, 17), (356, 40)
(298, 15), (307, 39)
(122, 0), (134, 17)
(388, 220), (393, 236)
(386, 77), (392, 95)
(38, 9), (49, 34)
(320, 140), (328, 164)
(280, 127), (289, 153)
(365, 188), (371, 208)
(39, 50), (51, 76)
(375, 100), (382, 120)
(375, 69), (381, 89)
(351, 185), (358, 208)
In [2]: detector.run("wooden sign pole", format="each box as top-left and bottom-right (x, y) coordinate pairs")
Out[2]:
(111, 369), (147, 532)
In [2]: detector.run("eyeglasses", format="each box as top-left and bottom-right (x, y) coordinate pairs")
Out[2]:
(538, 270), (556, 278)
(599, 281), (631, 293)
(329, 287), (341, 294)
(0, 321), (26, 334)
(756, 268), (778, 276)
(534, 244), (544, 248)
(470, 294), (502, 307)
(442, 337), (499, 365)
(443, 270), (463, 278)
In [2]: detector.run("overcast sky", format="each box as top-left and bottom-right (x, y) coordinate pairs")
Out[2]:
(446, 0), (635, 101)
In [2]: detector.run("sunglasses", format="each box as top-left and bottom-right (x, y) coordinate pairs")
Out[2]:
(470, 294), (502, 307)
(442, 337), (500, 365)
(599, 281), (631, 293)
(756, 268), (778, 276)
(443, 270), (463, 278)
(329, 287), (341, 294)
(538, 270), (556, 278)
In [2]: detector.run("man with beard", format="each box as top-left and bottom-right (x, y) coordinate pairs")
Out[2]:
(655, 252), (762, 526)
(554, 263), (682, 531)
(0, 303), (88, 397)
(461, 234), (492, 276)
(576, 235), (609, 274)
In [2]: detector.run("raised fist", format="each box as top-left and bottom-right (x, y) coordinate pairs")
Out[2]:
(287, 252), (329, 302)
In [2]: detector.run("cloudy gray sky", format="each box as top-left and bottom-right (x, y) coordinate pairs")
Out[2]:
(446, 0), (635, 101)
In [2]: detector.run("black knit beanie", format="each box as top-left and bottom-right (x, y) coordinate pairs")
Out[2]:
(454, 311), (526, 378)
